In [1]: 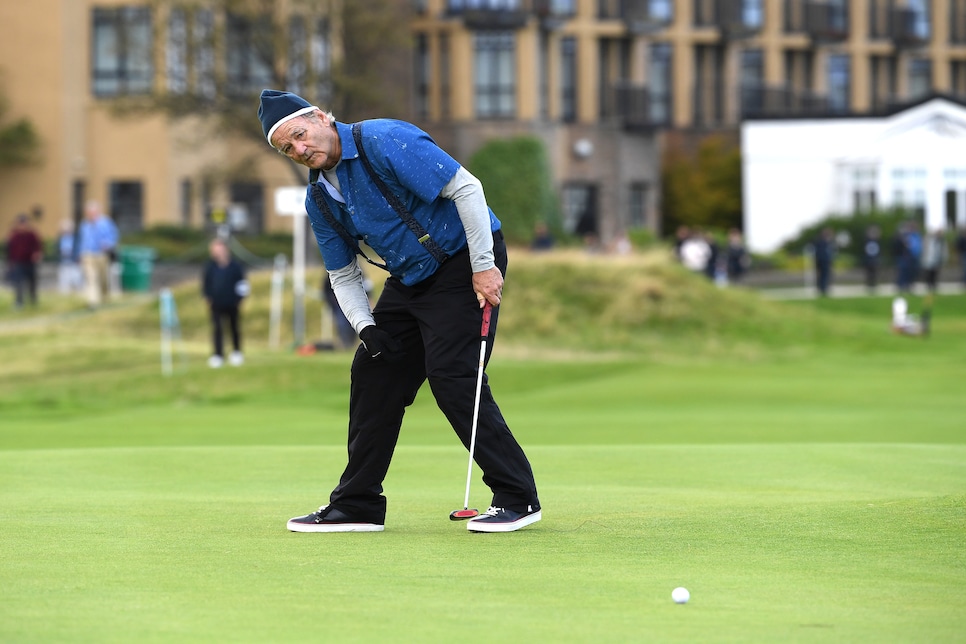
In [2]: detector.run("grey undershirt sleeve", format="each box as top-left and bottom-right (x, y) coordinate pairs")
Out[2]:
(328, 259), (375, 334)
(439, 166), (496, 274)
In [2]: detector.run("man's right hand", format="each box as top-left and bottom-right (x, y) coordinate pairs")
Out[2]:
(359, 326), (405, 362)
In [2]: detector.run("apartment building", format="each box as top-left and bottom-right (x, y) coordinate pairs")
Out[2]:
(409, 0), (966, 240)
(0, 0), (338, 240)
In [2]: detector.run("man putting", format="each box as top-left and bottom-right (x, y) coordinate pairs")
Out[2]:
(258, 90), (541, 533)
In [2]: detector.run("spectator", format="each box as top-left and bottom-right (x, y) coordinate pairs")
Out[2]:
(530, 221), (554, 252)
(679, 230), (711, 274)
(202, 238), (248, 368)
(725, 228), (750, 284)
(955, 227), (966, 288)
(861, 225), (882, 292)
(812, 227), (835, 297)
(5, 213), (43, 309)
(921, 229), (947, 293)
(57, 219), (82, 294)
(893, 221), (922, 293)
(78, 200), (119, 308)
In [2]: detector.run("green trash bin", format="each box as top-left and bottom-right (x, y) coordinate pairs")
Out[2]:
(119, 246), (156, 292)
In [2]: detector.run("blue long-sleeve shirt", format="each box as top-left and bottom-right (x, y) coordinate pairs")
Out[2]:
(78, 215), (119, 256)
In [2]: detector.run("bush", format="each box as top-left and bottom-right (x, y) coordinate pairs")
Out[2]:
(467, 136), (563, 246)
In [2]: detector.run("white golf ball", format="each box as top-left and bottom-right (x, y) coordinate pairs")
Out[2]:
(672, 587), (690, 604)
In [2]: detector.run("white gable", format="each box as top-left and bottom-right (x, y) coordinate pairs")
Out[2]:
(742, 98), (966, 253)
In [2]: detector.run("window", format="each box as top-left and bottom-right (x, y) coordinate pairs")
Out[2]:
(193, 10), (216, 100)
(474, 32), (516, 119)
(908, 0), (931, 40)
(783, 0), (805, 32)
(415, 34), (430, 119)
(827, 54), (851, 113)
(952, 61), (966, 98)
(740, 49), (764, 116)
(311, 18), (332, 103)
(166, 8), (188, 94)
(852, 166), (877, 213)
(694, 0), (715, 27)
(561, 183), (598, 236)
(226, 13), (274, 96)
(628, 183), (649, 229)
(561, 37), (578, 122)
(109, 181), (144, 233)
(449, 0), (523, 9)
(648, 43), (672, 124)
(694, 45), (725, 126)
(539, 31), (550, 119)
(287, 17), (307, 94)
(953, 0), (966, 43)
(741, 0), (764, 29)
(440, 34), (451, 119)
(92, 7), (153, 97)
(908, 59), (932, 100)
(648, 0), (673, 21)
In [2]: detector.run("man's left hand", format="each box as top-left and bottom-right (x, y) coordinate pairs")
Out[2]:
(472, 267), (503, 308)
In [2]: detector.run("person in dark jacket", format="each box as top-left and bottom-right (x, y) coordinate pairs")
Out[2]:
(813, 227), (835, 297)
(5, 214), (43, 309)
(202, 238), (248, 368)
(861, 225), (882, 292)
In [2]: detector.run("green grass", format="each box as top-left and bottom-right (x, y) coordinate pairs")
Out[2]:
(1, 252), (964, 642)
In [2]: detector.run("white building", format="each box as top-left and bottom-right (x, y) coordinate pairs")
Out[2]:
(742, 96), (966, 254)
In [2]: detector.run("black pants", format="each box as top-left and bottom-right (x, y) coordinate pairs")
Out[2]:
(329, 232), (539, 522)
(210, 305), (241, 356)
(10, 262), (37, 307)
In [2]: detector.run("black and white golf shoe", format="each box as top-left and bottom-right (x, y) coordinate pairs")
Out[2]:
(287, 505), (384, 533)
(466, 505), (541, 533)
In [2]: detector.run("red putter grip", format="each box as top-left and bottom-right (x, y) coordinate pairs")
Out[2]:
(480, 301), (492, 337)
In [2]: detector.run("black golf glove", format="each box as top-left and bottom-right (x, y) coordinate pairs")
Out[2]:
(359, 326), (405, 362)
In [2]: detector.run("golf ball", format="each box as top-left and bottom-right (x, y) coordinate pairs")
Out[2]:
(672, 587), (690, 604)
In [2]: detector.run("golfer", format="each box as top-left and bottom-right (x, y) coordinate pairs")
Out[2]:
(258, 90), (541, 533)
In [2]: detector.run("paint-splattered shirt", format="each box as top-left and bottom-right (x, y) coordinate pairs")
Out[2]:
(304, 119), (501, 286)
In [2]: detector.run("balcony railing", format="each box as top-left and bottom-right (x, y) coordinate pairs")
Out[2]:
(740, 85), (830, 119)
(716, 0), (764, 40)
(621, 0), (673, 35)
(443, 1), (576, 29)
(614, 83), (671, 129)
(891, 8), (930, 48)
(805, 1), (849, 42)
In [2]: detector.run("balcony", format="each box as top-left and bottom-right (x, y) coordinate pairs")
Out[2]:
(740, 85), (830, 119)
(891, 8), (930, 49)
(445, 0), (530, 29)
(804, 1), (849, 42)
(716, 0), (764, 40)
(621, 0), (672, 35)
(614, 83), (671, 130)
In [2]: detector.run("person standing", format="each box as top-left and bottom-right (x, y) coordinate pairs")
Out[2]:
(56, 219), (82, 294)
(725, 228), (750, 284)
(955, 227), (966, 288)
(921, 229), (947, 293)
(5, 214), (43, 309)
(861, 225), (882, 292)
(202, 238), (248, 368)
(78, 200), (119, 308)
(812, 227), (835, 297)
(258, 89), (540, 533)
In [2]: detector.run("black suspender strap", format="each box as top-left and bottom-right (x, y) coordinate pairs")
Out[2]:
(308, 182), (389, 272)
(351, 122), (449, 265)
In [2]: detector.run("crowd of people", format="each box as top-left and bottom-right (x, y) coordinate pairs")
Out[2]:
(673, 225), (751, 286)
(3, 200), (121, 311)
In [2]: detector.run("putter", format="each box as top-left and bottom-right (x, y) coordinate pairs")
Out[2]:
(449, 301), (493, 521)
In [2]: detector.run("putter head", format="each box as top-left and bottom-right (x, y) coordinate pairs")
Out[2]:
(449, 508), (479, 521)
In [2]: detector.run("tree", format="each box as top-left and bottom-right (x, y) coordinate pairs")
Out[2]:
(661, 134), (742, 235)
(111, 0), (409, 182)
(467, 136), (561, 245)
(0, 86), (41, 167)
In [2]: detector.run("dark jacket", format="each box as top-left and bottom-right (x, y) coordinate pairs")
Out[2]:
(202, 259), (247, 309)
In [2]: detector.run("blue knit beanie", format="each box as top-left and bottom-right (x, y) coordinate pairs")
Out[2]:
(258, 89), (319, 146)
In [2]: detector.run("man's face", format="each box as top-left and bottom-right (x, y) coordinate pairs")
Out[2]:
(271, 110), (340, 171)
